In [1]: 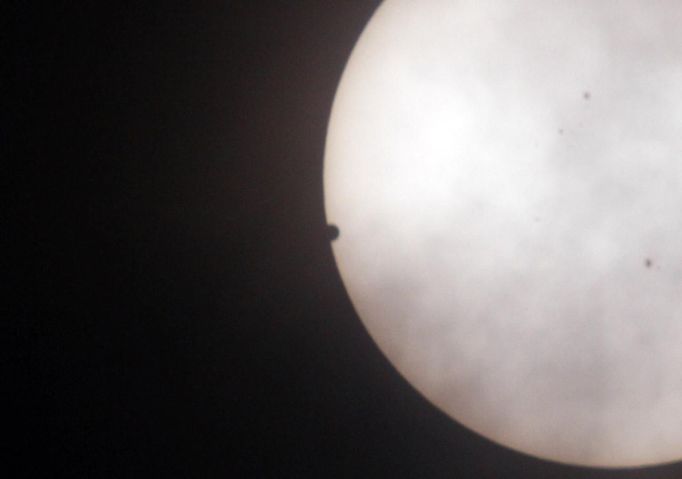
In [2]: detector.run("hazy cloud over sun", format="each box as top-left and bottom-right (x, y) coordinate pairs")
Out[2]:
(325, 0), (682, 468)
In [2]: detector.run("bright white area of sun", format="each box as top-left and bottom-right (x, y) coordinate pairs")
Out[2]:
(324, 0), (682, 468)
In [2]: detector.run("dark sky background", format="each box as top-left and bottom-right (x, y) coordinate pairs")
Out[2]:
(10, 1), (682, 477)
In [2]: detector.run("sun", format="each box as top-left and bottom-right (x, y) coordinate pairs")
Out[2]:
(324, 0), (682, 468)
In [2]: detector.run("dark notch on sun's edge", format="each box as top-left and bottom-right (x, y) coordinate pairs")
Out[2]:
(327, 224), (340, 241)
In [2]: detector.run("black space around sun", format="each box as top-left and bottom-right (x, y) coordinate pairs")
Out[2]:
(8, 2), (682, 477)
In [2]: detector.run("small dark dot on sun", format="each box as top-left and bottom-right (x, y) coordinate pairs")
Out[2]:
(327, 224), (340, 241)
(645, 258), (653, 268)
(558, 129), (564, 135)
(583, 91), (591, 100)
